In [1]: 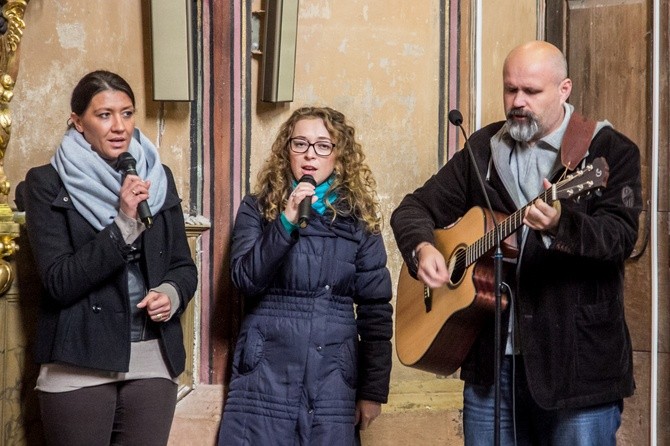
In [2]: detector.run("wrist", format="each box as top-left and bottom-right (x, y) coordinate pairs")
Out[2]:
(411, 242), (432, 266)
(280, 212), (299, 233)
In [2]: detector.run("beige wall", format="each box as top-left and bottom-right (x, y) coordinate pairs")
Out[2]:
(6, 0), (192, 211)
(479, 0), (537, 126)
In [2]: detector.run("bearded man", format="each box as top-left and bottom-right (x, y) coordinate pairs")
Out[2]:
(391, 40), (641, 445)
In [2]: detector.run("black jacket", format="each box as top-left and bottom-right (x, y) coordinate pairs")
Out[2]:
(24, 164), (197, 377)
(391, 121), (641, 410)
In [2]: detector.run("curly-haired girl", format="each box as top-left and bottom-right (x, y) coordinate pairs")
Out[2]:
(218, 106), (392, 445)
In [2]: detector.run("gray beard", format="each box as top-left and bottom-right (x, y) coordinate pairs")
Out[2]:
(507, 118), (540, 142)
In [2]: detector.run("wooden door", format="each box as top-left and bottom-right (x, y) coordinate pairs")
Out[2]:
(547, 1), (666, 444)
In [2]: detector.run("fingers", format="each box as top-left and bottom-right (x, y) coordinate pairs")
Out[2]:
(120, 176), (151, 218)
(524, 199), (560, 232)
(416, 245), (450, 289)
(130, 179), (152, 197)
(137, 291), (171, 322)
(356, 400), (381, 431)
(520, 178), (558, 231)
(358, 412), (377, 430)
(523, 179), (560, 232)
(288, 183), (316, 208)
(283, 183), (317, 223)
(152, 312), (168, 322)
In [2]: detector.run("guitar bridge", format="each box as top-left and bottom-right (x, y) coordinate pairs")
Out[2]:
(423, 285), (432, 312)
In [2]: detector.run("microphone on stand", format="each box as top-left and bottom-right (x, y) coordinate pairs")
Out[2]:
(448, 109), (504, 446)
(447, 109), (464, 127)
(448, 110), (500, 233)
(297, 174), (316, 228)
(116, 152), (153, 229)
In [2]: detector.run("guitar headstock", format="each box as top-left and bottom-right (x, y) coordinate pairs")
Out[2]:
(552, 157), (609, 201)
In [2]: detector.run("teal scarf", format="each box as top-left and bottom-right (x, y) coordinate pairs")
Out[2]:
(280, 176), (337, 232)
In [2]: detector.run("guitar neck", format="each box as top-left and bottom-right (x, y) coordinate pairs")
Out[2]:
(466, 188), (552, 266)
(461, 157), (609, 267)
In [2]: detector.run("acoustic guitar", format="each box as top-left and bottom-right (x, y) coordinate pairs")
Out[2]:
(395, 157), (610, 375)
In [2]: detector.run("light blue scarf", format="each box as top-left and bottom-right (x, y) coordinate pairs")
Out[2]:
(51, 127), (168, 231)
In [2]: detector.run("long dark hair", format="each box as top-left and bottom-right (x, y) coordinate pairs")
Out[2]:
(69, 70), (135, 125)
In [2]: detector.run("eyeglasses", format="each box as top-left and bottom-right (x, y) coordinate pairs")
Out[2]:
(289, 137), (335, 156)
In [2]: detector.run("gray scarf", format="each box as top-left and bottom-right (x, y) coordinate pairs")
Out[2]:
(51, 127), (168, 231)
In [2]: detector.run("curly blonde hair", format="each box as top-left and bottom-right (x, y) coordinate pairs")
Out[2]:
(254, 106), (382, 234)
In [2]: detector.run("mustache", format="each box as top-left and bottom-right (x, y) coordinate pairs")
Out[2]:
(507, 108), (533, 119)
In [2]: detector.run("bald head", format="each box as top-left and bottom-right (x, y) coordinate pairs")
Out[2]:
(504, 41), (568, 84)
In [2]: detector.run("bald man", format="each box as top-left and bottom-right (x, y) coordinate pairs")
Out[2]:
(391, 41), (641, 445)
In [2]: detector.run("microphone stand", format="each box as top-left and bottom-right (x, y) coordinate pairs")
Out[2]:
(450, 110), (503, 446)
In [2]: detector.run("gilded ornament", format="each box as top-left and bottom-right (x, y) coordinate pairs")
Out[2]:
(0, 0), (30, 295)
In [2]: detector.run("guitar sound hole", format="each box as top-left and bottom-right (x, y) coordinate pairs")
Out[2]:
(448, 247), (466, 287)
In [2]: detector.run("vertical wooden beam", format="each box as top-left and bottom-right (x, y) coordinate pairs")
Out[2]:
(544, 0), (566, 52)
(563, 2), (658, 444)
(445, 0), (460, 164)
(458, 0), (472, 140)
(201, 0), (242, 385)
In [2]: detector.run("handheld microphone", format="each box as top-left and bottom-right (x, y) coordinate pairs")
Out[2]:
(116, 152), (153, 229)
(297, 174), (316, 228)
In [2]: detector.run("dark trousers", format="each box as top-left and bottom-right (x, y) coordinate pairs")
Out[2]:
(39, 378), (178, 446)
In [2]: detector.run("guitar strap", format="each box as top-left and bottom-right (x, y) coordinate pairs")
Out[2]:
(560, 111), (597, 170)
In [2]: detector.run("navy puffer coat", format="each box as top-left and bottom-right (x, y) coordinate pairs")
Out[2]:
(218, 195), (393, 446)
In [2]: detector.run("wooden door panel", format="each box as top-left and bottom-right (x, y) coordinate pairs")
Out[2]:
(562, 1), (664, 445)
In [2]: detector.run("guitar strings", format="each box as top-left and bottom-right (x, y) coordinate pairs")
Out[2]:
(457, 162), (595, 270)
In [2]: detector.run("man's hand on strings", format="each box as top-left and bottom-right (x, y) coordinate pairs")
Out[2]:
(523, 179), (561, 234)
(415, 242), (451, 288)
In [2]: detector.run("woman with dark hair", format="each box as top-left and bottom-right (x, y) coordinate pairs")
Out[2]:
(218, 106), (393, 445)
(23, 70), (197, 446)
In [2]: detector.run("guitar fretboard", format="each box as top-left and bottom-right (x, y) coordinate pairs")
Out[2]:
(465, 188), (551, 266)
(457, 158), (604, 267)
